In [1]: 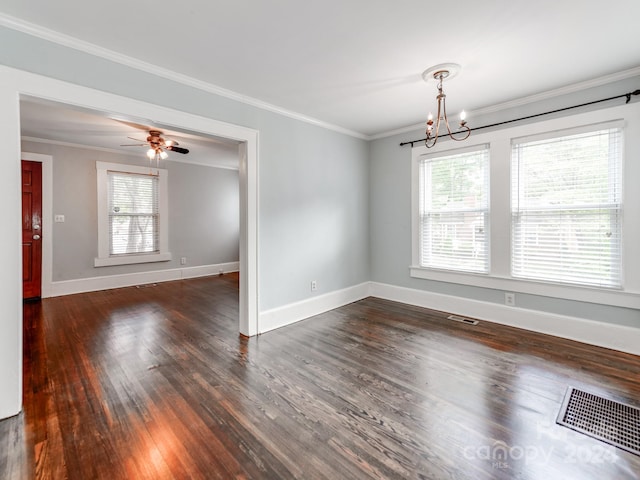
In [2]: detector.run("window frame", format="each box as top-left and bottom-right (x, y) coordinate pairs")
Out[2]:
(510, 123), (623, 289)
(417, 143), (490, 274)
(410, 102), (640, 309)
(95, 162), (171, 267)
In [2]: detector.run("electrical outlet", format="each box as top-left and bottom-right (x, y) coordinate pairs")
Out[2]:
(180, 257), (187, 265)
(505, 292), (515, 306)
(54, 214), (65, 223)
(311, 280), (317, 291)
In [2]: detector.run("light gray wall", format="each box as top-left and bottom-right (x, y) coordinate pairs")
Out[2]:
(169, 162), (239, 270)
(0, 25), (371, 311)
(369, 75), (640, 328)
(21, 141), (239, 281)
(4, 24), (636, 324)
(260, 126), (370, 308)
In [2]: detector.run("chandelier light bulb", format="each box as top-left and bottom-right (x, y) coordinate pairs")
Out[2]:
(460, 110), (467, 121)
(146, 148), (155, 159)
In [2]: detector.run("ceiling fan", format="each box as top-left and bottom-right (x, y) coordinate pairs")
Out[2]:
(121, 130), (189, 160)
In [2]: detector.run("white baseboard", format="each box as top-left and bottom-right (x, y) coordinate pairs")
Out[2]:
(48, 261), (239, 297)
(259, 282), (370, 334)
(181, 262), (240, 280)
(370, 282), (640, 357)
(48, 271), (640, 356)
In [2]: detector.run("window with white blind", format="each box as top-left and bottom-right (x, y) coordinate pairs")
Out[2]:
(411, 102), (640, 308)
(418, 145), (490, 273)
(95, 162), (171, 267)
(511, 124), (623, 288)
(108, 171), (158, 255)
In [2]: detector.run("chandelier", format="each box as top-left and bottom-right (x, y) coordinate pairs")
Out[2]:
(422, 64), (470, 148)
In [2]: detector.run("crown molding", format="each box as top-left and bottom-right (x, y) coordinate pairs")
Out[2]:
(373, 65), (640, 141)
(0, 13), (368, 140)
(4, 13), (638, 143)
(21, 136), (239, 170)
(369, 122), (424, 141)
(470, 65), (640, 117)
(21, 136), (134, 155)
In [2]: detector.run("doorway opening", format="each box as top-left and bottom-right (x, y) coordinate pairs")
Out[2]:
(18, 95), (255, 334)
(20, 91), (258, 336)
(0, 67), (259, 418)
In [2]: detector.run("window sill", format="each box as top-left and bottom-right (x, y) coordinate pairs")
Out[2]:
(409, 266), (640, 309)
(94, 252), (172, 267)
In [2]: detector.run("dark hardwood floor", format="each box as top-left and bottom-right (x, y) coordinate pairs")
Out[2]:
(1, 273), (639, 479)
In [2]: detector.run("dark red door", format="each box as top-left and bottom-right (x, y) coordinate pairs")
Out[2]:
(22, 160), (42, 299)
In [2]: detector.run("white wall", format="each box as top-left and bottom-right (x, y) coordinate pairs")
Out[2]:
(0, 81), (22, 421)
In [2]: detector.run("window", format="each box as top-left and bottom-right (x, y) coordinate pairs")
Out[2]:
(511, 125), (623, 288)
(108, 171), (158, 255)
(95, 162), (171, 267)
(418, 145), (490, 273)
(411, 102), (640, 308)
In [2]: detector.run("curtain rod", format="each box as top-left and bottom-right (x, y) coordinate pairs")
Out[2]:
(399, 89), (640, 147)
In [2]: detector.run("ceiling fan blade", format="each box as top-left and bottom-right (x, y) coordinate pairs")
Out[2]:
(127, 136), (146, 142)
(120, 143), (147, 146)
(167, 146), (189, 154)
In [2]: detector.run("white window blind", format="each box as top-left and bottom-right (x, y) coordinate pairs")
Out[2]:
(419, 145), (490, 273)
(108, 171), (159, 256)
(511, 126), (623, 288)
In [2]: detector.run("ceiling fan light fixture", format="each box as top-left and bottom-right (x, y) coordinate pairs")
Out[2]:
(123, 130), (189, 162)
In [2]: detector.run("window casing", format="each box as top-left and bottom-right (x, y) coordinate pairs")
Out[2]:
(511, 125), (623, 288)
(95, 162), (171, 267)
(418, 145), (490, 273)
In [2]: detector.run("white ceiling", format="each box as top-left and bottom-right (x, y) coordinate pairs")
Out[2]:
(2, 0), (640, 137)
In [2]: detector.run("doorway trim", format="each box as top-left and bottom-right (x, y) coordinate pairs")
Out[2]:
(0, 64), (259, 419)
(21, 153), (53, 298)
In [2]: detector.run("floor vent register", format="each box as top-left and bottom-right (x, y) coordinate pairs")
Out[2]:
(557, 387), (640, 457)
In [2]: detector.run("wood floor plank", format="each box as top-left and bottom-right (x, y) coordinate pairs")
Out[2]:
(1, 273), (640, 479)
